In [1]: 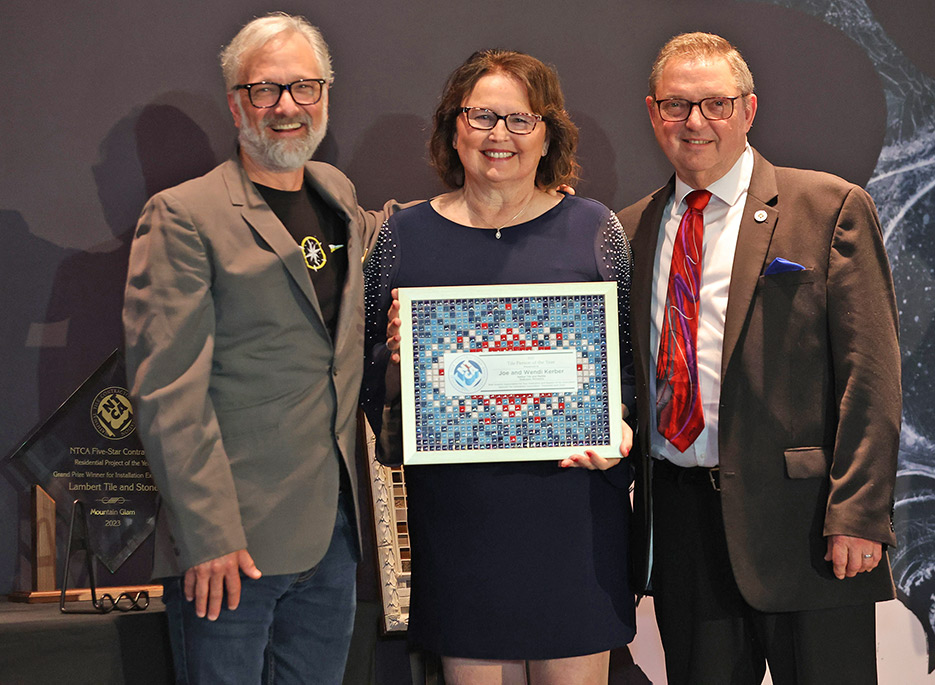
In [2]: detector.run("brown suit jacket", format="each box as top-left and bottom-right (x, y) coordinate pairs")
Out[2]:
(124, 157), (395, 577)
(618, 149), (900, 612)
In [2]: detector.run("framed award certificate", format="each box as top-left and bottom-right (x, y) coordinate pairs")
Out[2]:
(398, 282), (622, 465)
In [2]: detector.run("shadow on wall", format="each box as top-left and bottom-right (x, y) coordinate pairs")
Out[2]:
(40, 103), (220, 589)
(0, 102), (223, 594)
(344, 113), (445, 210)
(38, 104), (219, 423)
(0, 208), (75, 592)
(572, 111), (618, 205)
(0, 210), (74, 453)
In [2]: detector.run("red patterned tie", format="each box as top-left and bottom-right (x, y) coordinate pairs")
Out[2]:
(656, 189), (711, 452)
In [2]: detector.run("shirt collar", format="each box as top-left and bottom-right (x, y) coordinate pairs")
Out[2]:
(673, 144), (754, 209)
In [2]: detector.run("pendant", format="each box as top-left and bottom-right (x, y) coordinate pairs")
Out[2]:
(496, 229), (502, 239)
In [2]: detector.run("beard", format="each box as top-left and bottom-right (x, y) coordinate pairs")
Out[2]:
(236, 98), (328, 173)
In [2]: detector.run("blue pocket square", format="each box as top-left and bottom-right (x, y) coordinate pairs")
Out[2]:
(764, 257), (806, 275)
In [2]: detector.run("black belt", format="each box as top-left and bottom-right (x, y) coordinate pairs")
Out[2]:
(652, 458), (721, 492)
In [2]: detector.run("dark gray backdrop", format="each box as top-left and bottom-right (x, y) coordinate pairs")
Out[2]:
(2, 0), (933, 667)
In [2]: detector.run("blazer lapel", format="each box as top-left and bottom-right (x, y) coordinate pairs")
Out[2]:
(630, 180), (675, 399)
(721, 150), (779, 378)
(221, 159), (326, 325)
(625, 181), (673, 594)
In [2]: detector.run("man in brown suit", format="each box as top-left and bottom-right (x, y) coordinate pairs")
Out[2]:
(618, 32), (900, 684)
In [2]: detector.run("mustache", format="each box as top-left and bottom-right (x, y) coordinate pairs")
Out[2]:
(262, 112), (314, 130)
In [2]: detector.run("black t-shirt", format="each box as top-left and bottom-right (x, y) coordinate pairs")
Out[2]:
(256, 182), (348, 339)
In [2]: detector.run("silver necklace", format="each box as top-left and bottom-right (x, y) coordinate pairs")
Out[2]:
(470, 192), (535, 239)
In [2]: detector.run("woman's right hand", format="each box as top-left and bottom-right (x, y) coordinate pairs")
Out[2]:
(386, 288), (401, 364)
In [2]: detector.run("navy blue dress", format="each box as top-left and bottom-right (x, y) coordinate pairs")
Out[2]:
(363, 196), (635, 659)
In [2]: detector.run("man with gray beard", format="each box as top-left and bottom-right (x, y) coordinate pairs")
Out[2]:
(122, 12), (401, 684)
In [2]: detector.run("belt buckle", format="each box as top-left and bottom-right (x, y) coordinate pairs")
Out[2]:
(708, 466), (721, 492)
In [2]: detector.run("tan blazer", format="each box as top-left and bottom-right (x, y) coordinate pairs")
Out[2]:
(124, 157), (393, 577)
(618, 149), (900, 612)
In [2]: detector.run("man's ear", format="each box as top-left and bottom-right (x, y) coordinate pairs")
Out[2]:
(228, 92), (242, 128)
(645, 95), (657, 124)
(742, 93), (758, 132)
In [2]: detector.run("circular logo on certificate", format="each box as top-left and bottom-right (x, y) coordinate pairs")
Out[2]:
(450, 356), (487, 392)
(91, 387), (136, 440)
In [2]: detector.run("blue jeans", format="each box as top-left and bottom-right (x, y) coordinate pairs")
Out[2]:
(163, 493), (358, 684)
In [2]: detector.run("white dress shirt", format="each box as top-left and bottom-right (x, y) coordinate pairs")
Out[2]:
(649, 145), (755, 467)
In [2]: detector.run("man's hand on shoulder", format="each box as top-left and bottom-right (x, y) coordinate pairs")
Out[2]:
(184, 549), (262, 620)
(824, 534), (882, 580)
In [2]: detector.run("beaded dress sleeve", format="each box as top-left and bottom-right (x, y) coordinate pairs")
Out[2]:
(361, 219), (404, 464)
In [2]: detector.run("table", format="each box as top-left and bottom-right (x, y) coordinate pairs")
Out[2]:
(0, 596), (172, 684)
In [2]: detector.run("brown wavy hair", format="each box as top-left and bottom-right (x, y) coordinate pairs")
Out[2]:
(429, 49), (580, 190)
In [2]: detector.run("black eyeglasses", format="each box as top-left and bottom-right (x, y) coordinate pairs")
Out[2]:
(654, 96), (744, 122)
(460, 107), (542, 134)
(233, 79), (328, 108)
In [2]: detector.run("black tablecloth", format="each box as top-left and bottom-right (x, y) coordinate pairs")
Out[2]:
(0, 597), (173, 684)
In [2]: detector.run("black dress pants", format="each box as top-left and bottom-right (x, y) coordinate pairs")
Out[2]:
(650, 462), (877, 685)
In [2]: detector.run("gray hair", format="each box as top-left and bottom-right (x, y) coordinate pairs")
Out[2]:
(648, 32), (754, 97)
(220, 12), (333, 90)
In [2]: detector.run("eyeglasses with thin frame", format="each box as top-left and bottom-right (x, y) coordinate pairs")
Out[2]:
(460, 107), (542, 135)
(654, 95), (745, 122)
(233, 79), (328, 108)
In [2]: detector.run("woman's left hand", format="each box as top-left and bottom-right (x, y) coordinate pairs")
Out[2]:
(560, 419), (633, 470)
(386, 288), (401, 364)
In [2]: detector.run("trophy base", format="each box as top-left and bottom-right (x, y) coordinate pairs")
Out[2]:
(8, 584), (163, 604)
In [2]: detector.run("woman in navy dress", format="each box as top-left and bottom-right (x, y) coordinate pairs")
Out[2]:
(363, 50), (635, 685)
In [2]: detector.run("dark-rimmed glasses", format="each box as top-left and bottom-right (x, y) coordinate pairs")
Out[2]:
(460, 107), (542, 134)
(233, 79), (327, 108)
(654, 96), (744, 122)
